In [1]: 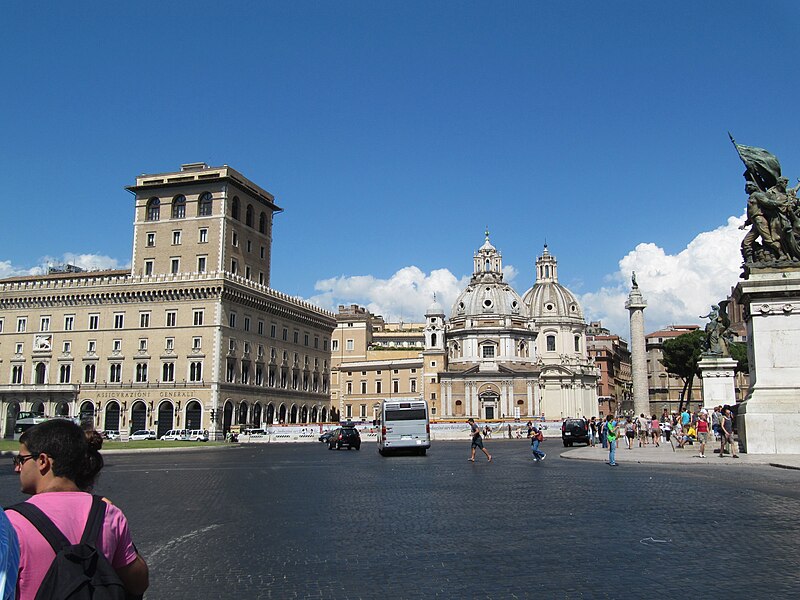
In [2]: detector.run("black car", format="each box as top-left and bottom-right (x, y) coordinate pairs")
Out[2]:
(561, 418), (590, 447)
(328, 423), (361, 450)
(319, 430), (336, 443)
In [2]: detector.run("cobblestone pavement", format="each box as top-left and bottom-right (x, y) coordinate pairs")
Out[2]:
(2, 440), (800, 598)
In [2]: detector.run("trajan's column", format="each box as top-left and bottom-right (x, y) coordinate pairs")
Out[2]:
(626, 273), (649, 417)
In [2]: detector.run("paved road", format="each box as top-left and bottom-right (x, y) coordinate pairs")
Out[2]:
(2, 440), (799, 598)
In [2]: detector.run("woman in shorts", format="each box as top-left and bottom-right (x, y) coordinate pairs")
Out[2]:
(625, 417), (636, 449)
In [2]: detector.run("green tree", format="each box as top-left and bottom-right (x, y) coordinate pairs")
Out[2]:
(729, 341), (749, 374)
(660, 329), (705, 413)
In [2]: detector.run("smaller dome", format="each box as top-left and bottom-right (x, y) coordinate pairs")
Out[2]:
(426, 298), (445, 317)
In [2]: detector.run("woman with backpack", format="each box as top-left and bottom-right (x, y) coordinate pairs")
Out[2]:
(6, 419), (149, 599)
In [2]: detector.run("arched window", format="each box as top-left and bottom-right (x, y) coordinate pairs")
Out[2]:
(35, 362), (46, 385)
(172, 195), (186, 219)
(546, 335), (556, 352)
(245, 204), (254, 227)
(146, 198), (160, 221)
(259, 212), (267, 234)
(231, 197), (240, 220)
(198, 192), (213, 216)
(431, 333), (437, 347)
(485, 259), (491, 271)
(574, 335), (581, 352)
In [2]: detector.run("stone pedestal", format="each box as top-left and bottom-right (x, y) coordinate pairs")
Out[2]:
(734, 270), (800, 454)
(626, 285), (649, 418)
(698, 355), (738, 407)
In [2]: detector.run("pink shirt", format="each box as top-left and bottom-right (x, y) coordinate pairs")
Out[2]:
(7, 492), (138, 600)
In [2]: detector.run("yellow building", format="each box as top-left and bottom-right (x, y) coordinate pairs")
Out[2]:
(0, 163), (335, 439)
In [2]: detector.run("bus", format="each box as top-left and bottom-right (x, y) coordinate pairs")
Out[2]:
(13, 412), (51, 440)
(376, 399), (431, 456)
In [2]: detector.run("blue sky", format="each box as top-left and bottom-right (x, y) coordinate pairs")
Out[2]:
(2, 1), (800, 336)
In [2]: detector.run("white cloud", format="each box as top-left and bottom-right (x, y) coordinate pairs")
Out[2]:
(0, 254), (128, 278)
(307, 266), (471, 321)
(579, 214), (747, 338)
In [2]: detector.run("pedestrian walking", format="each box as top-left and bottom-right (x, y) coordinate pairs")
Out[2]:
(467, 418), (492, 462)
(605, 415), (619, 466)
(719, 408), (739, 458)
(531, 425), (546, 462)
(589, 417), (597, 447)
(6, 419), (149, 599)
(696, 412), (710, 458)
(624, 417), (635, 449)
(650, 415), (660, 447)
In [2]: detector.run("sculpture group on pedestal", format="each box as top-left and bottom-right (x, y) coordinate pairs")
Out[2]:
(699, 300), (733, 357)
(731, 134), (800, 268)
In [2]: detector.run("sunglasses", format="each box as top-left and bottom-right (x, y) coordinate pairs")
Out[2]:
(12, 454), (34, 468)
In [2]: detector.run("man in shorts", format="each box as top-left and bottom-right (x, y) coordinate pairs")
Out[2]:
(467, 418), (492, 462)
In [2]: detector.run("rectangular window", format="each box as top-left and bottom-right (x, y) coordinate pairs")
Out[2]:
(165, 338), (174, 351)
(410, 379), (417, 393)
(15, 343), (23, 354)
(244, 317), (250, 332)
(139, 339), (147, 351)
(17, 317), (27, 333)
(258, 272), (264, 285)
(346, 405), (352, 418)
(197, 256), (207, 273)
(246, 240), (252, 253)
(481, 346), (494, 358)
(64, 315), (74, 331)
(245, 266), (251, 280)
(199, 228), (208, 243)
(112, 339), (121, 352)
(293, 331), (299, 344)
(282, 328), (288, 341)
(258, 321), (264, 335)
(331, 339), (339, 351)
(346, 339), (354, 351)
(87, 340), (96, 353)
(346, 381), (352, 394)
(40, 317), (50, 332)
(226, 359), (235, 382)
(144, 260), (154, 276)
(172, 231), (181, 245)
(376, 381), (382, 394)
(232, 232), (238, 247)
(260, 246), (265, 259)
(113, 314), (124, 329)
(193, 310), (204, 326)
(324, 339), (329, 351)
(360, 404), (367, 418)
(270, 324), (276, 338)
(231, 259), (238, 275)
(243, 342), (250, 354)
(171, 258), (179, 274)
(139, 313), (150, 328)
(192, 337), (202, 350)
(146, 232), (155, 247)
(0, 319), (3, 333)
(314, 336), (319, 349)
(393, 379), (399, 393)
(63, 341), (71, 354)
(360, 381), (367, 394)
(229, 313), (236, 328)
(166, 311), (176, 327)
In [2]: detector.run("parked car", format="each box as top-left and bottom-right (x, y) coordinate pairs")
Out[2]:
(161, 429), (190, 441)
(102, 430), (120, 440)
(328, 423), (361, 450)
(189, 429), (209, 441)
(561, 418), (590, 447)
(130, 430), (156, 441)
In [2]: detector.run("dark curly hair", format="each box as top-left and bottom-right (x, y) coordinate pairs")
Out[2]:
(20, 419), (104, 491)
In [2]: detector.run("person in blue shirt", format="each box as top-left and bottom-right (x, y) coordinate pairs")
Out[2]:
(0, 509), (20, 600)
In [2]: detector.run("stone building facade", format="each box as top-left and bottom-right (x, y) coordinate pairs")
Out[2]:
(331, 237), (600, 422)
(0, 163), (335, 439)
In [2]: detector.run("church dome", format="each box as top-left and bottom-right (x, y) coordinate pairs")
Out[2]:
(522, 245), (584, 321)
(426, 297), (445, 317)
(450, 232), (527, 319)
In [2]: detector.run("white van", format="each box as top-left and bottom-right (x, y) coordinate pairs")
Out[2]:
(161, 429), (189, 441)
(189, 429), (209, 441)
(377, 399), (430, 456)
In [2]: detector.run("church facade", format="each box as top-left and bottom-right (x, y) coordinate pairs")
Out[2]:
(331, 235), (600, 422)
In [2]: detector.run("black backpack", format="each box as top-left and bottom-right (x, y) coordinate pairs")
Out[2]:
(8, 494), (127, 600)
